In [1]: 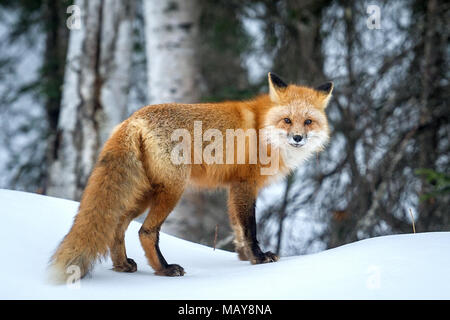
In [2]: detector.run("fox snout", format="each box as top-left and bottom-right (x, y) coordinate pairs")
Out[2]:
(288, 133), (306, 147)
(292, 135), (303, 142)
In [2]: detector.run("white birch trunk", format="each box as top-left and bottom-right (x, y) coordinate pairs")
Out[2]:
(47, 0), (135, 200)
(144, 0), (201, 104)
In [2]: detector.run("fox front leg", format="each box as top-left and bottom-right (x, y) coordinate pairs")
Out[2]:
(228, 182), (279, 264)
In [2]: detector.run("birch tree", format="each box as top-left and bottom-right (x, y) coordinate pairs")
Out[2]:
(144, 0), (201, 104)
(47, 0), (135, 200)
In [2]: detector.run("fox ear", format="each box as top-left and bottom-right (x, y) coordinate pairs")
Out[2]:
(315, 81), (334, 108)
(316, 81), (333, 95)
(268, 72), (288, 103)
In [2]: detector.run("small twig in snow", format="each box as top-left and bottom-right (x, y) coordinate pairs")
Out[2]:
(213, 224), (218, 250)
(408, 208), (416, 234)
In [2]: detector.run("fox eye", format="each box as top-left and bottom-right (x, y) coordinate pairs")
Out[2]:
(284, 118), (292, 124)
(304, 119), (312, 125)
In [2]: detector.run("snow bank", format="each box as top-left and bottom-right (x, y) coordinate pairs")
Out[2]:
(0, 189), (448, 299)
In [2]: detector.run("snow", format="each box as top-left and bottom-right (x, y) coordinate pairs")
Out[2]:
(0, 189), (449, 299)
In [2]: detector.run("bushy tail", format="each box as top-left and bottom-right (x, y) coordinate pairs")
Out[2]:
(48, 124), (149, 284)
(47, 206), (117, 284)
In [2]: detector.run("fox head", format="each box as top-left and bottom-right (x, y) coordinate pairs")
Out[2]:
(261, 72), (332, 169)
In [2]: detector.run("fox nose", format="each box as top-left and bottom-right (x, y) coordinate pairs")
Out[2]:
(293, 135), (303, 143)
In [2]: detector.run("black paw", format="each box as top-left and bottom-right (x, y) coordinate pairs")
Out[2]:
(113, 258), (138, 273)
(155, 264), (185, 277)
(250, 251), (279, 264)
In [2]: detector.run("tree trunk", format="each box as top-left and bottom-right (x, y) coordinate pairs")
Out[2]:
(41, 0), (71, 193)
(267, 0), (331, 84)
(144, 0), (201, 104)
(416, 0), (447, 231)
(47, 0), (135, 200)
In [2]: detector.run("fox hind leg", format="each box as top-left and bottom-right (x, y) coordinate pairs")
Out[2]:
(111, 199), (151, 273)
(111, 213), (139, 273)
(139, 184), (185, 276)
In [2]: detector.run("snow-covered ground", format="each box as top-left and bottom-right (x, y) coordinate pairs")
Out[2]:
(0, 189), (448, 299)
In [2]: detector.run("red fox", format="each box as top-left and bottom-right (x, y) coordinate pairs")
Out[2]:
(49, 73), (333, 282)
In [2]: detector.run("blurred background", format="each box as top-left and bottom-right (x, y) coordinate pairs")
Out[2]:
(0, 0), (448, 255)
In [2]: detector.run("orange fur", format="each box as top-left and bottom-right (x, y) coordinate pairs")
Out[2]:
(48, 73), (333, 282)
